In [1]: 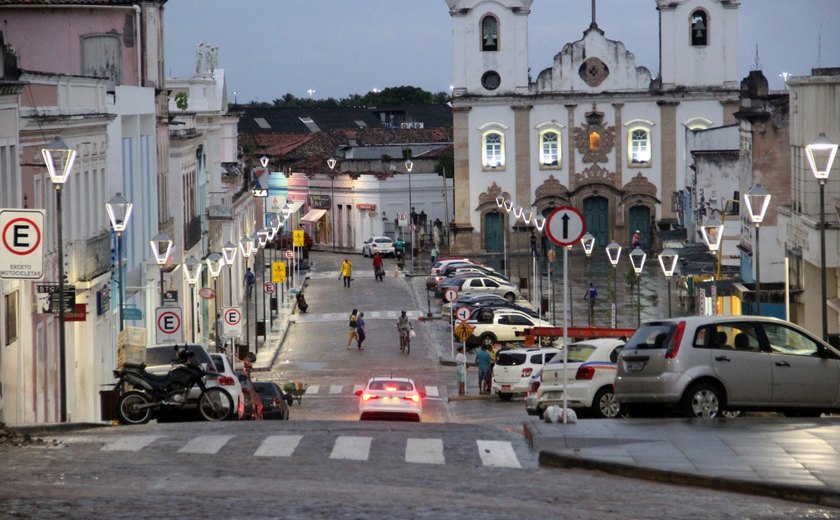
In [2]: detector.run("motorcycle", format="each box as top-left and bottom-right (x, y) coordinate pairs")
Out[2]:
(296, 291), (308, 313)
(113, 345), (233, 425)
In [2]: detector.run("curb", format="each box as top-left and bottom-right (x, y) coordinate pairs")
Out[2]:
(523, 422), (840, 508)
(10, 422), (110, 435)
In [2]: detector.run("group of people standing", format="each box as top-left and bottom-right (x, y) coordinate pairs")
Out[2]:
(345, 308), (413, 353)
(455, 343), (498, 396)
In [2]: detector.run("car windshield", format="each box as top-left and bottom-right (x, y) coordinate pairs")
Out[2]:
(496, 352), (527, 366)
(146, 345), (211, 367)
(625, 324), (676, 349)
(555, 344), (597, 363)
(209, 355), (226, 372)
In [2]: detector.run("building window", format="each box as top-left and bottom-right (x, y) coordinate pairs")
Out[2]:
(483, 132), (504, 169)
(5, 291), (18, 345)
(628, 128), (652, 167)
(540, 130), (561, 167)
(481, 15), (499, 51)
(691, 10), (708, 46)
(81, 34), (122, 89)
(589, 131), (601, 151)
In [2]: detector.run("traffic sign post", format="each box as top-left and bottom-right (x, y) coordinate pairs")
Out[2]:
(453, 321), (474, 342)
(264, 281), (276, 295)
(0, 209), (45, 279)
(272, 261), (287, 283)
(455, 306), (472, 322)
(443, 289), (458, 303)
(222, 306), (243, 338)
(155, 307), (183, 345)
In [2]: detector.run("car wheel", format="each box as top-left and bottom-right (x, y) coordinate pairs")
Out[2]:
(592, 386), (622, 419)
(681, 382), (723, 419)
(503, 292), (516, 302)
(536, 406), (545, 420)
(478, 333), (497, 346)
(197, 388), (234, 421)
(498, 393), (513, 401)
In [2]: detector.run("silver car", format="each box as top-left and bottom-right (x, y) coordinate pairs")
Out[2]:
(615, 316), (840, 418)
(456, 275), (518, 301)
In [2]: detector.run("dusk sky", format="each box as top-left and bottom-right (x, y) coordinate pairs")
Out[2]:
(164, 0), (840, 103)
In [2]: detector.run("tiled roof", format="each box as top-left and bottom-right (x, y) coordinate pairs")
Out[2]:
(239, 106), (383, 135)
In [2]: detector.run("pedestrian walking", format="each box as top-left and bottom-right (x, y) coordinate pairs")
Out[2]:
(476, 345), (492, 394)
(632, 229), (642, 249)
(455, 346), (467, 396)
(372, 252), (384, 281)
(347, 309), (358, 349)
(397, 310), (412, 353)
(530, 230), (538, 257)
(340, 258), (353, 288)
(356, 312), (366, 350)
(245, 267), (255, 297)
(430, 245), (439, 265)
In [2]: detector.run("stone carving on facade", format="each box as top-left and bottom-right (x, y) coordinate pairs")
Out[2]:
(572, 164), (618, 191)
(533, 175), (570, 206)
(621, 172), (658, 202)
(476, 182), (510, 210)
(573, 106), (615, 163)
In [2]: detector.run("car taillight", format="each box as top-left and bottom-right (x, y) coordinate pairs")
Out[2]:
(362, 393), (379, 401)
(529, 380), (541, 393)
(217, 376), (235, 385)
(521, 367), (533, 377)
(575, 366), (595, 380)
(403, 393), (421, 403)
(273, 397), (283, 406)
(665, 321), (686, 359)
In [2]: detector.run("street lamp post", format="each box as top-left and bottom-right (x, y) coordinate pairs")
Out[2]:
(251, 233), (261, 353)
(581, 233), (595, 325)
(629, 247), (647, 326)
(184, 256), (202, 343)
(700, 217), (724, 316)
(806, 133), (838, 341)
(106, 193), (134, 332)
(327, 158), (337, 252)
(222, 240), (238, 307)
(41, 137), (76, 423)
(257, 228), (268, 345)
(405, 157), (414, 274)
(150, 233), (173, 307)
(239, 235), (254, 350)
(744, 184), (772, 315)
(206, 252), (224, 346)
(606, 241), (622, 328)
(658, 248), (679, 318)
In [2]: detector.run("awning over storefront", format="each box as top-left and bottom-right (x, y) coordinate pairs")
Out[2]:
(300, 208), (327, 223)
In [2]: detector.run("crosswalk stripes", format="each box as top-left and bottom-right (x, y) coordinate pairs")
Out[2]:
(100, 434), (523, 469)
(306, 385), (320, 395)
(329, 385), (343, 394)
(254, 435), (302, 457)
(330, 436), (372, 461)
(290, 310), (424, 323)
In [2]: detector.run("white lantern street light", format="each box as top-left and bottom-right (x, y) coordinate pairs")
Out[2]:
(150, 233), (173, 306)
(700, 216), (724, 315)
(744, 184), (772, 315)
(327, 158), (338, 252)
(806, 133), (837, 341)
(629, 246), (647, 326)
(222, 240), (238, 307)
(184, 256), (203, 343)
(106, 192), (134, 332)
(606, 241), (622, 327)
(658, 248), (679, 318)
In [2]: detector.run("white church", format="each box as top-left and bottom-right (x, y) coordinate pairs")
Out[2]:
(446, 0), (742, 254)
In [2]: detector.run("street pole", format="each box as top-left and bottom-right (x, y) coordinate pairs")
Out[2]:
(189, 281), (196, 342)
(56, 185), (68, 422)
(117, 231), (125, 331)
(820, 180), (828, 341)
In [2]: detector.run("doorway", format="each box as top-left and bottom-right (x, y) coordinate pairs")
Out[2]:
(583, 196), (609, 247)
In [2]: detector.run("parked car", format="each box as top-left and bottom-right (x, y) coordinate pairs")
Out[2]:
(235, 370), (263, 420)
(428, 258), (471, 276)
(441, 293), (511, 317)
(425, 261), (474, 289)
(491, 347), (561, 400)
(356, 376), (425, 422)
(615, 316), (840, 418)
(525, 338), (625, 418)
(451, 275), (519, 302)
(209, 353), (245, 420)
(460, 309), (554, 349)
(253, 381), (290, 420)
(144, 344), (225, 421)
(433, 273), (484, 299)
(274, 231), (313, 251)
(426, 263), (508, 290)
(470, 302), (541, 321)
(362, 236), (395, 257)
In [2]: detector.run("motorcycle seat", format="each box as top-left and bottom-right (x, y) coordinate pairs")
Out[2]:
(142, 371), (174, 384)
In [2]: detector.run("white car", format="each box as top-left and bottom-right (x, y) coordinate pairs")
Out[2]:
(525, 338), (625, 419)
(454, 275), (519, 301)
(209, 353), (245, 420)
(461, 309), (554, 349)
(491, 347), (562, 400)
(428, 257), (471, 275)
(362, 236), (395, 257)
(356, 376), (424, 422)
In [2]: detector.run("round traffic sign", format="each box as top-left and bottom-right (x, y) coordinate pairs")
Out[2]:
(545, 206), (586, 247)
(224, 308), (242, 326)
(157, 310), (181, 334)
(264, 282), (276, 294)
(285, 249), (294, 259)
(455, 306), (472, 322)
(444, 288), (458, 303)
(2, 216), (42, 256)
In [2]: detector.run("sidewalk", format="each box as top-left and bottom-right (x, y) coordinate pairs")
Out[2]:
(524, 416), (840, 507)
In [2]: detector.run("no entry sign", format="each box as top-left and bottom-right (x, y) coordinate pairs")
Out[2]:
(155, 307), (183, 344)
(0, 209), (45, 279)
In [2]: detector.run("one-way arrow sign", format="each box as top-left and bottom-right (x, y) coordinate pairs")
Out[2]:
(545, 206), (585, 247)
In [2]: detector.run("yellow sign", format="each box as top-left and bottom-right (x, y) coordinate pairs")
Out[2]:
(293, 230), (304, 247)
(454, 322), (475, 342)
(272, 261), (287, 283)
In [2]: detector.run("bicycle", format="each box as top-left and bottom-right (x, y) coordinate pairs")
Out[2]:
(399, 329), (411, 354)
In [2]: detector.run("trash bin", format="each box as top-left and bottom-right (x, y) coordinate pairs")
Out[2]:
(256, 320), (266, 336)
(270, 297), (278, 312)
(100, 388), (119, 422)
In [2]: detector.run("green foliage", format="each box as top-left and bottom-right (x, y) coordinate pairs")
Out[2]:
(255, 86), (450, 108)
(174, 92), (189, 111)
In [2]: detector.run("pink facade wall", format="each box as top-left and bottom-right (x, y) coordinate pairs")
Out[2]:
(2, 8), (139, 86)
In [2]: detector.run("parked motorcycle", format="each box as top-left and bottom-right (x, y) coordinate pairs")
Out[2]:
(113, 345), (233, 425)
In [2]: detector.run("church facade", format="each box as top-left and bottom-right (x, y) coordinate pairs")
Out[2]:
(446, 0), (741, 254)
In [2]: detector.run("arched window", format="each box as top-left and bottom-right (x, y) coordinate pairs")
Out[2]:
(691, 10), (708, 46)
(628, 127), (652, 167)
(540, 130), (561, 167)
(483, 132), (504, 168)
(481, 15), (499, 51)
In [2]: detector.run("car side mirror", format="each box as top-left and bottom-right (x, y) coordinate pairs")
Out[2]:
(354, 390), (363, 397)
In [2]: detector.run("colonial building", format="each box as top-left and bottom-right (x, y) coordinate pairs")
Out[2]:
(446, 0), (741, 256)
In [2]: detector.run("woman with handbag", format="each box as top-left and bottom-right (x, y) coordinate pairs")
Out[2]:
(346, 309), (358, 349)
